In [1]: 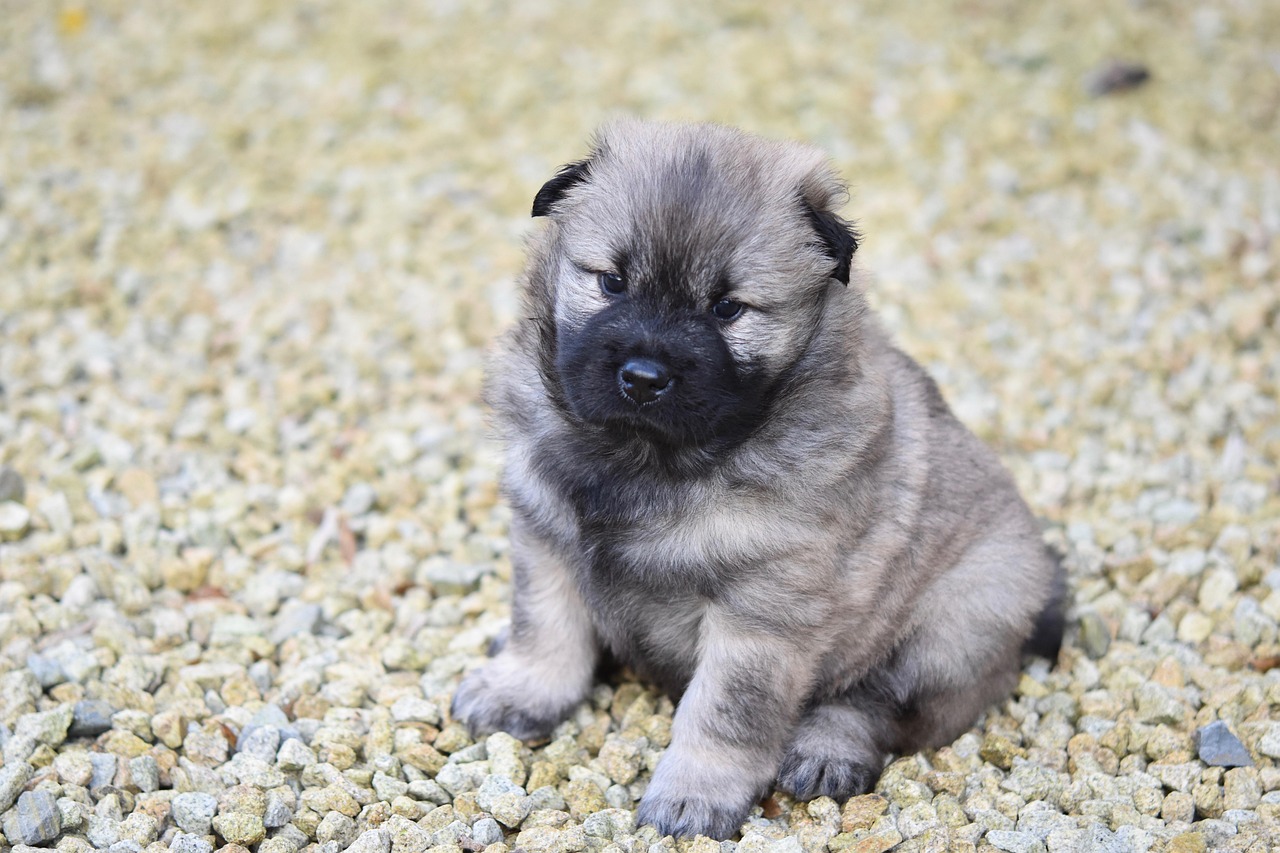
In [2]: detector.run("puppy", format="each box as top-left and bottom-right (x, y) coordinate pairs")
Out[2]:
(452, 119), (1065, 840)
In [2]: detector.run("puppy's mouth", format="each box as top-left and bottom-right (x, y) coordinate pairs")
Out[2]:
(617, 386), (665, 409)
(561, 365), (689, 444)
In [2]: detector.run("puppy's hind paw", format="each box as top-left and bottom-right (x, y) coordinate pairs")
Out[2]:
(775, 750), (880, 802)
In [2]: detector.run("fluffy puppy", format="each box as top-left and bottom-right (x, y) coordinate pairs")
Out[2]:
(452, 119), (1065, 840)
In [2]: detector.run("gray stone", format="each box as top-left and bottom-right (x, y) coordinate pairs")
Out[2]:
(341, 483), (378, 516)
(171, 791), (218, 834)
(211, 812), (266, 846)
(26, 653), (64, 688)
(170, 832), (215, 853)
(372, 772), (409, 801)
(1256, 723), (1280, 759)
(527, 785), (566, 812)
(1016, 804), (1072, 840)
(246, 703), (299, 740)
(276, 738), (317, 771)
(435, 760), (489, 796)
(347, 829), (391, 853)
(0, 465), (25, 503)
(86, 814), (121, 848)
(264, 789), (295, 827)
(3, 733), (36, 765)
(582, 809), (635, 840)
(0, 761), (32, 812)
(119, 812), (158, 846)
(1196, 720), (1253, 767)
(238, 725), (282, 762)
(475, 774), (530, 827)
(1077, 612), (1111, 659)
(389, 697), (441, 725)
(270, 604), (323, 645)
(224, 753), (287, 789)
(1191, 819), (1237, 847)
(94, 791), (125, 823)
(14, 704), (74, 746)
(470, 817), (504, 846)
(430, 820), (470, 847)
(421, 559), (490, 594)
(47, 644), (99, 683)
(1134, 683), (1185, 725)
(986, 830), (1046, 853)
(88, 752), (118, 789)
(316, 811), (357, 848)
(447, 743), (488, 764)
(107, 841), (143, 853)
(56, 796), (88, 831)
(0, 500), (31, 541)
(3, 790), (63, 846)
(248, 660), (276, 695)
(405, 779), (450, 805)
(69, 700), (115, 738)
(128, 755), (159, 792)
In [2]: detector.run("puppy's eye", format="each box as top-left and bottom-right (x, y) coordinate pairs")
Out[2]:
(712, 298), (744, 321)
(598, 272), (626, 296)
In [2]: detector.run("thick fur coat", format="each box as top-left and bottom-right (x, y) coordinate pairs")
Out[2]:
(452, 120), (1065, 840)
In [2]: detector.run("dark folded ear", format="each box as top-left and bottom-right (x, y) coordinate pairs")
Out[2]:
(532, 159), (593, 217)
(802, 200), (859, 285)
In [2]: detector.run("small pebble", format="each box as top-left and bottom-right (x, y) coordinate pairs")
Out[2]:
(1195, 721), (1253, 768)
(1085, 59), (1152, 96)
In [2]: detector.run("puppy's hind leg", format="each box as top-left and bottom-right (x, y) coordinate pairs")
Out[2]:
(776, 648), (1017, 801)
(775, 698), (894, 801)
(452, 518), (598, 741)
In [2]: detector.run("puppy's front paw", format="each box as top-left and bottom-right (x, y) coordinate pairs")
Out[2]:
(451, 653), (584, 741)
(775, 747), (880, 801)
(636, 753), (762, 839)
(636, 789), (750, 841)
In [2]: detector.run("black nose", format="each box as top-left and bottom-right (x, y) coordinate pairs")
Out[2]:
(618, 358), (671, 404)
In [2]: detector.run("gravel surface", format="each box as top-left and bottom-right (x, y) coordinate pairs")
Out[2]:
(2, 2), (1279, 852)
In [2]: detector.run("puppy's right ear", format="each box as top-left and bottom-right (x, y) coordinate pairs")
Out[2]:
(801, 199), (859, 286)
(532, 159), (592, 217)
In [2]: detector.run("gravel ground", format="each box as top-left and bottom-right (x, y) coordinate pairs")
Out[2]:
(2, 2), (1279, 852)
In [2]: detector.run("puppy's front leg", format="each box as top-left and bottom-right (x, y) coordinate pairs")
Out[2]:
(452, 517), (597, 740)
(637, 603), (818, 839)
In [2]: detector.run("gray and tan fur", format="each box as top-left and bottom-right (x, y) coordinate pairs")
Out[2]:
(452, 119), (1065, 840)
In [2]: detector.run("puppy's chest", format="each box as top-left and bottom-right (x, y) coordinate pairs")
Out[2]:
(578, 560), (706, 691)
(570, 503), (725, 689)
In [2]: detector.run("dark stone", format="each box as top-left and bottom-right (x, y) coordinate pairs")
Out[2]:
(1086, 60), (1151, 97)
(2, 790), (62, 845)
(69, 699), (115, 738)
(1196, 720), (1253, 767)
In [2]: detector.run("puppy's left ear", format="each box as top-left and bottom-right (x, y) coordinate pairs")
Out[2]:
(802, 200), (859, 285)
(532, 159), (592, 217)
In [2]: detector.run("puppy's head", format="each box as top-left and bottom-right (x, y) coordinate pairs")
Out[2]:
(526, 120), (859, 450)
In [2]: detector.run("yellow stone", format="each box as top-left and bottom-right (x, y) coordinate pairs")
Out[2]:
(840, 794), (888, 833)
(115, 468), (159, 507)
(58, 7), (87, 35)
